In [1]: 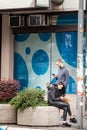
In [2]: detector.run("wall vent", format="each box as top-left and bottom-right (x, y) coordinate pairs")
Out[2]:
(28, 15), (49, 26)
(9, 16), (25, 27)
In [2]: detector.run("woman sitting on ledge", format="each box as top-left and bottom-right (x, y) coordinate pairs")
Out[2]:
(47, 82), (77, 127)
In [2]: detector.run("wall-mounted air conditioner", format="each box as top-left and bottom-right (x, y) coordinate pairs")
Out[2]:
(9, 16), (25, 27)
(27, 15), (49, 26)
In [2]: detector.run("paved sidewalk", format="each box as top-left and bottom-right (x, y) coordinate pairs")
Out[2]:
(0, 116), (87, 130)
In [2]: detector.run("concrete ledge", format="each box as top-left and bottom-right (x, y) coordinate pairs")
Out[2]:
(17, 106), (59, 126)
(0, 104), (16, 124)
(0, 127), (42, 130)
(7, 128), (44, 130)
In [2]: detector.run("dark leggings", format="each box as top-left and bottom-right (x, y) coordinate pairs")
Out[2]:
(51, 101), (72, 121)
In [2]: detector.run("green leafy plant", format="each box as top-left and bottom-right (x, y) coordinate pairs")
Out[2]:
(10, 88), (48, 111)
(0, 79), (20, 103)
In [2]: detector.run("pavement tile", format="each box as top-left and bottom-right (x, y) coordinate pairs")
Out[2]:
(0, 116), (87, 130)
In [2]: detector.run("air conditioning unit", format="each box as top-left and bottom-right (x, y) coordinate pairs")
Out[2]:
(9, 16), (25, 27)
(27, 15), (49, 26)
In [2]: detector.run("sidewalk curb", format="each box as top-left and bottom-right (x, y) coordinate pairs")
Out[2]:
(0, 127), (46, 130)
(7, 128), (43, 130)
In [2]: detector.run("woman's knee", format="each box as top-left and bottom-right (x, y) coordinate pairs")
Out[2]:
(63, 107), (68, 111)
(65, 103), (70, 108)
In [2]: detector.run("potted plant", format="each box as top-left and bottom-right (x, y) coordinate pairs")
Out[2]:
(0, 79), (20, 124)
(10, 88), (60, 126)
(10, 88), (48, 110)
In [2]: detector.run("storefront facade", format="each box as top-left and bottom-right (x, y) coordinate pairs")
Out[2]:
(0, 0), (86, 94)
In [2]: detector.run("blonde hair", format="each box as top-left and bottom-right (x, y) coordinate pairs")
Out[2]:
(57, 59), (63, 63)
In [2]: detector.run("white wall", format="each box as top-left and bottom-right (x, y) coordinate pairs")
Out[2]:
(36, 0), (50, 7)
(0, 0), (86, 11)
(62, 0), (86, 11)
(1, 14), (14, 80)
(0, 0), (35, 9)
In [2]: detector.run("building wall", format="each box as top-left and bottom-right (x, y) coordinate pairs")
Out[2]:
(13, 13), (86, 94)
(14, 32), (78, 93)
(52, 0), (86, 11)
(62, 0), (86, 10)
(0, 0), (86, 11)
(0, 15), (2, 78)
(1, 12), (86, 94)
(1, 14), (14, 80)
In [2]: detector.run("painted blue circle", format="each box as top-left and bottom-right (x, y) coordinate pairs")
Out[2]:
(50, 76), (77, 94)
(15, 34), (30, 42)
(25, 47), (31, 55)
(50, 78), (57, 84)
(36, 86), (42, 89)
(66, 76), (77, 94)
(14, 52), (28, 90)
(32, 49), (49, 75)
(39, 33), (51, 41)
(56, 32), (77, 67)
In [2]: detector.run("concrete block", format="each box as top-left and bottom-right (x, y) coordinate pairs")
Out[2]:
(17, 106), (59, 126)
(7, 128), (30, 130)
(7, 128), (45, 130)
(0, 104), (16, 124)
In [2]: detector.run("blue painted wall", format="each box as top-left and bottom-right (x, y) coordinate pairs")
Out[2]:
(14, 14), (86, 94)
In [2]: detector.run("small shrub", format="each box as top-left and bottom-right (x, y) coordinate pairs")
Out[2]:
(0, 79), (20, 103)
(10, 88), (48, 110)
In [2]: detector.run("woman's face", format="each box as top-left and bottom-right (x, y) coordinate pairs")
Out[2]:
(58, 84), (63, 89)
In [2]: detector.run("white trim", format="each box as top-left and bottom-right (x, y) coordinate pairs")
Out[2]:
(0, 0), (35, 9)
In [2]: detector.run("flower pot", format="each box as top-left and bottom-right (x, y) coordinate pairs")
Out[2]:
(0, 104), (17, 124)
(17, 106), (59, 126)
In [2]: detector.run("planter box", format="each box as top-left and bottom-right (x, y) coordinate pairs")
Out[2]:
(0, 104), (17, 124)
(17, 106), (59, 126)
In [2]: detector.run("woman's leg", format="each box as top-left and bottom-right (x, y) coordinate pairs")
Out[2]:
(51, 102), (72, 127)
(65, 102), (72, 116)
(62, 107), (67, 121)
(53, 101), (72, 121)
